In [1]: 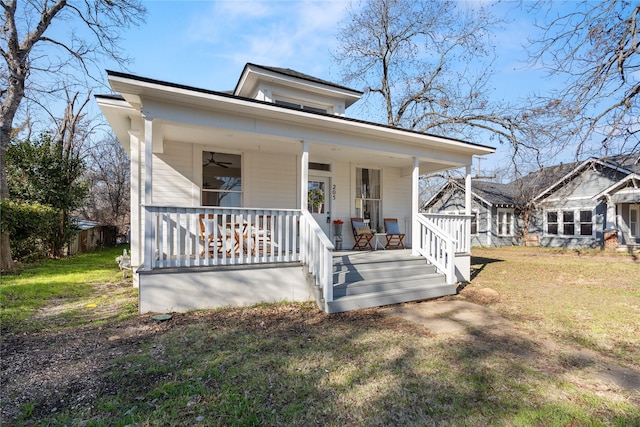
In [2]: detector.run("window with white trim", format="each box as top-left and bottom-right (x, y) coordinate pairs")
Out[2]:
(470, 211), (478, 236)
(579, 210), (593, 236)
(497, 209), (514, 236)
(630, 206), (639, 238)
(202, 152), (242, 207)
(547, 211), (558, 235)
(563, 211), (575, 235)
(545, 209), (594, 236)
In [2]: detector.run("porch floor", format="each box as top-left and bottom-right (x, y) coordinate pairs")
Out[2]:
(320, 249), (455, 313)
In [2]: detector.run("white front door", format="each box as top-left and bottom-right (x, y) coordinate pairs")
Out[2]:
(308, 176), (331, 237)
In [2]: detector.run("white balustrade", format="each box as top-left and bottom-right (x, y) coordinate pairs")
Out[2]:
(144, 206), (301, 269)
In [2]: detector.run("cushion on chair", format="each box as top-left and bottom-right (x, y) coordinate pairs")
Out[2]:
(385, 221), (400, 234)
(355, 225), (372, 235)
(352, 220), (365, 227)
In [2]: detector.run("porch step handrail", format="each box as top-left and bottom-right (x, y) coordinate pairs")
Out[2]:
(143, 205), (302, 269)
(415, 213), (456, 285)
(422, 213), (472, 254)
(300, 210), (334, 305)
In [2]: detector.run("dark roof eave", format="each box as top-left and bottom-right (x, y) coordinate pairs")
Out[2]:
(103, 70), (496, 152)
(235, 63), (364, 96)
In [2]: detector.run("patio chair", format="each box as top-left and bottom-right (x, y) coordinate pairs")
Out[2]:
(351, 217), (374, 250)
(383, 218), (405, 249)
(198, 214), (237, 256)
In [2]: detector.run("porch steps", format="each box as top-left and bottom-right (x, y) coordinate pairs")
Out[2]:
(325, 250), (455, 314)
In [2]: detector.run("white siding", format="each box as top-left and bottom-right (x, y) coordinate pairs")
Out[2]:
(383, 167), (412, 235)
(153, 142), (195, 206)
(246, 151), (298, 208)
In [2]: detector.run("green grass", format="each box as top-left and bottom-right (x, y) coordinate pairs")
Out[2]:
(0, 245), (135, 332)
(1, 247), (639, 426)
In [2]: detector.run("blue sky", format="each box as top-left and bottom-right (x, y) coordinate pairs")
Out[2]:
(99, 0), (571, 174)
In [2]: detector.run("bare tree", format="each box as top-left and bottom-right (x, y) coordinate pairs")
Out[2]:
(333, 0), (531, 145)
(0, 0), (146, 270)
(526, 0), (640, 157)
(81, 134), (130, 238)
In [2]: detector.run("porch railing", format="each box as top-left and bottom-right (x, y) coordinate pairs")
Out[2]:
(422, 213), (472, 254)
(143, 206), (302, 269)
(300, 210), (335, 305)
(415, 214), (457, 285)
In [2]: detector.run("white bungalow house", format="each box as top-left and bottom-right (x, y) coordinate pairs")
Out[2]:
(96, 63), (495, 313)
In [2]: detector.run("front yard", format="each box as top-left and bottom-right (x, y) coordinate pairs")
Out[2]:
(1, 246), (638, 426)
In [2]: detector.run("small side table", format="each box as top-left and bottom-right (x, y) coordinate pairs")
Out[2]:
(373, 233), (386, 250)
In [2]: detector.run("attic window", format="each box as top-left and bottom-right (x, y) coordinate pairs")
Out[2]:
(275, 99), (327, 114)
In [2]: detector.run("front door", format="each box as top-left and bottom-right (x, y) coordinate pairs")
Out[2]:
(308, 176), (331, 237)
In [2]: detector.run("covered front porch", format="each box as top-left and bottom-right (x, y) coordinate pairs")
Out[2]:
(137, 206), (472, 313)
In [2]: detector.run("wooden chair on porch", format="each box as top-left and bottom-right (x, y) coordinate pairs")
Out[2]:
(350, 217), (374, 250)
(383, 218), (405, 249)
(198, 214), (237, 256)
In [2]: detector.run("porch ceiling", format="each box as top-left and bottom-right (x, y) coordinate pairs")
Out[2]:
(163, 121), (469, 174)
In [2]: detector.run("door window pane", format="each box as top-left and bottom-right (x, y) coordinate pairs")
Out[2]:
(308, 180), (326, 214)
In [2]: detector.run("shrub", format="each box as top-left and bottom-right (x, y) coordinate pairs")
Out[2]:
(0, 200), (59, 262)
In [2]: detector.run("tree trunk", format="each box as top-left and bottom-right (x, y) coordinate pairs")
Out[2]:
(0, 72), (24, 271)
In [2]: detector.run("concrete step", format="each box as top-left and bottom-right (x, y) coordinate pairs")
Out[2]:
(326, 282), (456, 314)
(334, 262), (436, 283)
(333, 273), (446, 297)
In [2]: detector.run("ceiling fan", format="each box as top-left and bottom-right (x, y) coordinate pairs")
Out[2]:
(204, 153), (232, 168)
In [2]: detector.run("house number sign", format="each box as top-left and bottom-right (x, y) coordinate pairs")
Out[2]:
(332, 184), (336, 200)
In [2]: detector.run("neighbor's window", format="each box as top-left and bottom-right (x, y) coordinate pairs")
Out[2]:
(202, 152), (242, 207)
(547, 211), (558, 235)
(579, 210), (593, 236)
(470, 212), (478, 236)
(563, 211), (575, 235)
(497, 209), (514, 236)
(631, 206), (639, 238)
(355, 167), (381, 231)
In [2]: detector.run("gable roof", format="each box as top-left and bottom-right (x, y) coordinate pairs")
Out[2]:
(233, 63), (363, 108)
(528, 153), (640, 202)
(426, 152), (640, 210)
(237, 63), (363, 96)
(423, 179), (517, 209)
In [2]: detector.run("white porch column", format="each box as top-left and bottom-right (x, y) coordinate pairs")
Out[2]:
(143, 115), (154, 270)
(128, 128), (142, 285)
(605, 194), (617, 230)
(465, 165), (472, 215)
(411, 157), (420, 256)
(300, 140), (309, 210)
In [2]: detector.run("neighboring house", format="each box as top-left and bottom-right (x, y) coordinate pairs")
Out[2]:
(96, 63), (494, 313)
(424, 179), (519, 247)
(425, 153), (640, 250)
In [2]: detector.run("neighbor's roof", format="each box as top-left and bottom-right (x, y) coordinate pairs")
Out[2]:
(423, 179), (517, 209)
